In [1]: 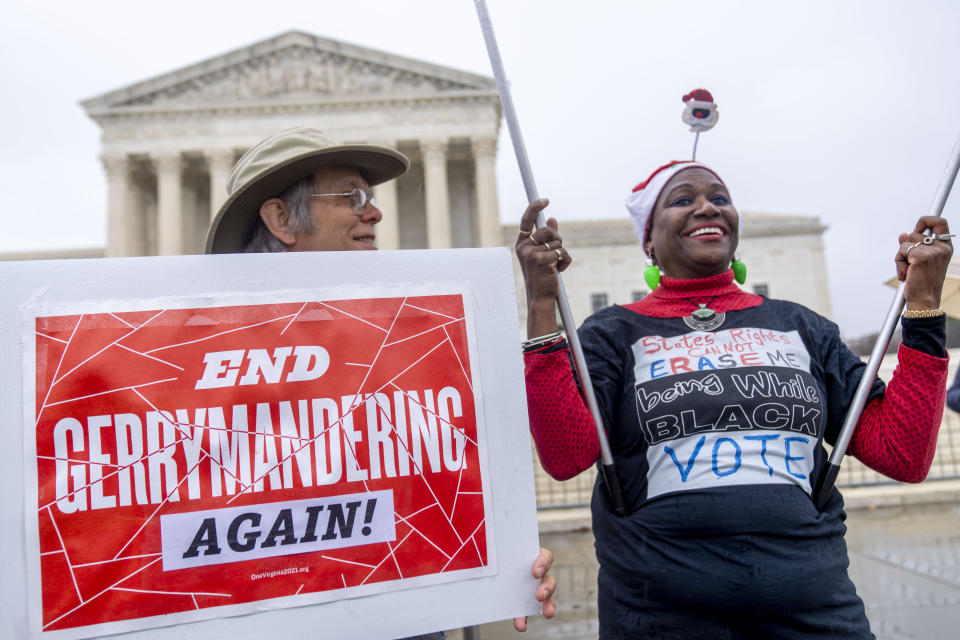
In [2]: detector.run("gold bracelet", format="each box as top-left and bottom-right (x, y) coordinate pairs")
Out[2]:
(902, 308), (945, 318)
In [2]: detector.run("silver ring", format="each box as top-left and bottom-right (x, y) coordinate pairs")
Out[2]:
(904, 240), (924, 257)
(555, 248), (563, 262)
(920, 232), (955, 245)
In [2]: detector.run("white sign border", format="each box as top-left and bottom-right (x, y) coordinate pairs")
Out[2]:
(2, 248), (538, 640)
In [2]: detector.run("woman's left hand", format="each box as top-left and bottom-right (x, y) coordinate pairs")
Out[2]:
(896, 216), (954, 310)
(513, 547), (556, 632)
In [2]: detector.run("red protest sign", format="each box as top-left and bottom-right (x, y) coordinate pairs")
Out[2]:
(32, 293), (488, 634)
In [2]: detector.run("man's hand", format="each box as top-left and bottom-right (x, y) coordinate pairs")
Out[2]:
(513, 547), (556, 632)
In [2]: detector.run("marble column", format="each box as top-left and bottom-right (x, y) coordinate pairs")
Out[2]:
(420, 138), (451, 249)
(154, 152), (184, 256)
(373, 179), (400, 250)
(207, 149), (235, 222)
(370, 139), (400, 250)
(472, 136), (500, 247)
(102, 153), (130, 258)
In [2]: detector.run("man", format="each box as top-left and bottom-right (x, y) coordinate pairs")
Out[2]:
(205, 127), (556, 637)
(206, 127), (406, 255)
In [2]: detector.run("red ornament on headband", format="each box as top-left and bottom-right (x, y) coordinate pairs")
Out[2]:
(682, 89), (719, 132)
(682, 88), (718, 160)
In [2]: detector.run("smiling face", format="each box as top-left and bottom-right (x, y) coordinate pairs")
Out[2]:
(290, 166), (381, 252)
(644, 167), (739, 279)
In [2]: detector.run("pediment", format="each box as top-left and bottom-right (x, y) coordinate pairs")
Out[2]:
(83, 31), (496, 113)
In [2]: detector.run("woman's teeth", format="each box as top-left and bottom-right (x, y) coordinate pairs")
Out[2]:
(689, 227), (723, 237)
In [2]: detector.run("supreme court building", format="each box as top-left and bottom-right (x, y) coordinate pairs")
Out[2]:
(81, 30), (503, 257)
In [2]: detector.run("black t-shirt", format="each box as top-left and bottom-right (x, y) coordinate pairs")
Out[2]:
(579, 299), (879, 638)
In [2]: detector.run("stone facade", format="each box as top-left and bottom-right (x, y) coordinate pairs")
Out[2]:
(80, 30), (503, 256)
(505, 214), (833, 336)
(0, 248), (105, 262)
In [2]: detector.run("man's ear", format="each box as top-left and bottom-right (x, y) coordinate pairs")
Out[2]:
(259, 199), (297, 246)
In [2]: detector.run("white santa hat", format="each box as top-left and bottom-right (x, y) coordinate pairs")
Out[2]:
(625, 161), (726, 253)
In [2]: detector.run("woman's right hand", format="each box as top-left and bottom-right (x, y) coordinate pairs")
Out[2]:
(516, 198), (571, 336)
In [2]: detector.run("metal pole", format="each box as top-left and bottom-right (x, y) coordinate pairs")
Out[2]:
(473, 0), (626, 515)
(813, 130), (960, 509)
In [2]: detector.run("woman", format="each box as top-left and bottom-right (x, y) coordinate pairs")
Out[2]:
(518, 161), (952, 639)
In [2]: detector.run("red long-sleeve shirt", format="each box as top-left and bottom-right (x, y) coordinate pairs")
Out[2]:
(525, 272), (948, 484)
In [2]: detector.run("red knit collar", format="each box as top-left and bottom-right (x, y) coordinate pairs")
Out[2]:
(623, 269), (763, 318)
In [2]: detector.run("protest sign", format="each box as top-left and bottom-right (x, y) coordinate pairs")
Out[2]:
(1, 248), (539, 639)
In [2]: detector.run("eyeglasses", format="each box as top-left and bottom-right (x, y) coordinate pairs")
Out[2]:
(310, 187), (377, 214)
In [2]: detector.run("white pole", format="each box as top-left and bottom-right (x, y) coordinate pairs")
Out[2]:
(474, 0), (626, 515)
(814, 130), (960, 508)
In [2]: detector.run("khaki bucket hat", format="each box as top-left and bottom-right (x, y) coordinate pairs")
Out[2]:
(205, 127), (410, 254)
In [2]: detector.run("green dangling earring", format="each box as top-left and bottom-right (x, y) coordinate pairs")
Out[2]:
(731, 255), (747, 284)
(644, 254), (661, 290)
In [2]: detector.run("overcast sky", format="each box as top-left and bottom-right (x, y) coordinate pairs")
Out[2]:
(1, 0), (958, 338)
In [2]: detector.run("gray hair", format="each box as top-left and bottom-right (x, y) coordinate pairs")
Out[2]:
(244, 174), (317, 253)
